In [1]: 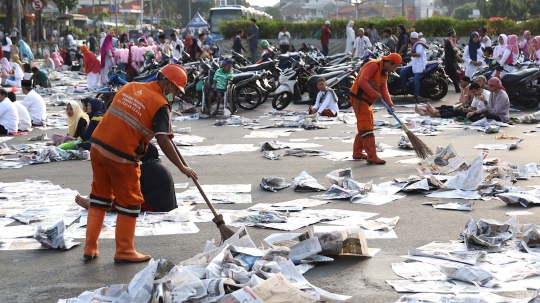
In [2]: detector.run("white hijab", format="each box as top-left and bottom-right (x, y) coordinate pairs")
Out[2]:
(496, 34), (507, 56)
(11, 63), (23, 79)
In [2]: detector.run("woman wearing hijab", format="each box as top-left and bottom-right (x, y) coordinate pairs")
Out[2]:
(100, 34), (115, 85)
(58, 98), (105, 151)
(42, 52), (55, 70)
(494, 34), (507, 60)
(1, 58), (12, 86)
(6, 62), (23, 87)
(499, 34), (519, 75)
(12, 54), (23, 68)
(81, 45), (101, 89)
(18, 40), (34, 64)
(466, 77), (509, 122)
(52, 101), (89, 146)
(184, 34), (202, 60)
(345, 21), (355, 53)
(462, 32), (484, 78)
(519, 30), (532, 59)
(51, 52), (62, 70)
(531, 36), (540, 63)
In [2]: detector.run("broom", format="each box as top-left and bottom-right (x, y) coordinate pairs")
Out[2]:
(380, 101), (433, 160)
(172, 144), (236, 242)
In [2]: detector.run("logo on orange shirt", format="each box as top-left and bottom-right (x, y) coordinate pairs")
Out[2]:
(134, 90), (143, 96)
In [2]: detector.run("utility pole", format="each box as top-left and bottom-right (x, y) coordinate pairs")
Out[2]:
(140, 0), (144, 29)
(17, 0), (22, 38)
(115, 0), (118, 35)
(402, 0), (405, 16)
(150, 0), (153, 28)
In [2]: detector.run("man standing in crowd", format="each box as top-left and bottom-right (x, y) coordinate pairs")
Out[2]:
(444, 29), (464, 93)
(10, 23), (19, 43)
(367, 23), (379, 45)
(321, 21), (331, 56)
(2, 32), (12, 60)
(382, 28), (396, 52)
(170, 32), (184, 59)
(233, 30), (247, 54)
(352, 28), (372, 59)
(399, 32), (427, 103)
(278, 26), (291, 54)
(479, 26), (492, 48)
(247, 18), (259, 63)
(88, 33), (97, 54)
(205, 29), (214, 46)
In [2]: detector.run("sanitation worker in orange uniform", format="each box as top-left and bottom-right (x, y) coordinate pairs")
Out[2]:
(83, 64), (198, 263)
(350, 53), (402, 164)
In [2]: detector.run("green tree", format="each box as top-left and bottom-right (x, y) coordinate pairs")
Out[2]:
(123, 16), (137, 27)
(51, 0), (79, 14)
(264, 7), (283, 20)
(441, 0), (470, 16)
(475, 0), (538, 21)
(1, 0), (27, 31)
(452, 3), (476, 20)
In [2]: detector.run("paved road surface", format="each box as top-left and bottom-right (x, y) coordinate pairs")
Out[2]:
(1, 90), (538, 302)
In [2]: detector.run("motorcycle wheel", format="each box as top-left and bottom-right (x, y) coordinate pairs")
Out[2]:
(237, 84), (262, 110)
(337, 95), (351, 109)
(180, 89), (200, 107)
(265, 74), (279, 93)
(521, 95), (540, 109)
(426, 77), (448, 100)
(260, 89), (269, 104)
(272, 91), (293, 110)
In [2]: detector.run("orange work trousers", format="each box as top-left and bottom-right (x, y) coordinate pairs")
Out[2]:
(90, 148), (144, 217)
(352, 98), (374, 135)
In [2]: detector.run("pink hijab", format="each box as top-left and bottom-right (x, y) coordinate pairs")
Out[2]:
(100, 34), (114, 68)
(51, 52), (61, 69)
(1, 58), (11, 74)
(506, 35), (519, 54)
(534, 36), (540, 51)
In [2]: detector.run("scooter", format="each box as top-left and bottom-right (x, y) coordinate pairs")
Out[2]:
(388, 61), (449, 100)
(272, 62), (354, 110)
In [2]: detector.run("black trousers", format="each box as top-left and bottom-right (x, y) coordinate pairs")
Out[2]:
(0, 124), (8, 135)
(468, 113), (502, 122)
(322, 44), (329, 56)
(444, 63), (460, 92)
(280, 44), (289, 53)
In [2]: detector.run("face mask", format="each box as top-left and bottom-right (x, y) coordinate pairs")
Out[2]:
(163, 83), (174, 102)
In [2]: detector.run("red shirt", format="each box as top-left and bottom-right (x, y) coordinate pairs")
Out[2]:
(321, 26), (331, 45)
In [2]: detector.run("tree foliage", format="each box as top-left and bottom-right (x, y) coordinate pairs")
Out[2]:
(441, 0), (470, 16)
(476, 0), (540, 21)
(1, 0), (27, 30)
(51, 0), (79, 14)
(123, 16), (137, 27)
(452, 3), (476, 20)
(264, 7), (283, 20)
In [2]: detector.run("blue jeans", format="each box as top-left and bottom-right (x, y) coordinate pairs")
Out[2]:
(400, 66), (422, 100)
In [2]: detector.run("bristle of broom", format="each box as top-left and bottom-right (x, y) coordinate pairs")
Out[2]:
(212, 214), (236, 243)
(405, 130), (433, 160)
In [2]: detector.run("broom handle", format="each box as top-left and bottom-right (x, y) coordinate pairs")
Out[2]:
(379, 101), (410, 132)
(171, 142), (220, 218)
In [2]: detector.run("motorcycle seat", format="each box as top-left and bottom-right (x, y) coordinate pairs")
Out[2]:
(231, 73), (253, 84)
(308, 71), (344, 84)
(426, 61), (439, 66)
(278, 54), (290, 60)
(326, 53), (349, 60)
(317, 66), (350, 74)
(237, 61), (275, 72)
(133, 72), (157, 82)
(502, 68), (539, 86)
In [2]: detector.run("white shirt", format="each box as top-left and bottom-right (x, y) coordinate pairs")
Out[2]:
(278, 31), (290, 45)
(159, 40), (172, 55)
(470, 89), (490, 110)
(463, 45), (486, 77)
(66, 34), (75, 46)
(21, 90), (46, 125)
(2, 36), (12, 52)
(314, 89), (339, 115)
(480, 36), (492, 48)
(346, 27), (355, 53)
(52, 30), (58, 37)
(147, 37), (154, 45)
(171, 39), (184, 59)
(13, 102), (31, 131)
(353, 36), (372, 58)
(410, 43), (427, 73)
(0, 99), (19, 133)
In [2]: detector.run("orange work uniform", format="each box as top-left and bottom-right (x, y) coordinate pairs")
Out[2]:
(350, 59), (393, 159)
(88, 81), (171, 216)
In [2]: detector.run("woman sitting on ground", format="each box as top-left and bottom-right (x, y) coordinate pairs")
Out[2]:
(309, 78), (339, 117)
(52, 101), (89, 146)
(58, 98), (105, 151)
(466, 77), (510, 122)
(6, 62), (23, 88)
(415, 76), (473, 118)
(42, 52), (55, 70)
(75, 142), (177, 213)
(416, 82), (490, 118)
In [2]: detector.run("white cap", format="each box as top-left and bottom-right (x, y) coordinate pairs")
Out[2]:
(358, 28), (364, 32)
(410, 32), (419, 39)
(325, 21), (330, 25)
(418, 32), (424, 37)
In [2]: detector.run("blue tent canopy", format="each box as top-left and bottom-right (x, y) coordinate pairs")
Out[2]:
(186, 12), (208, 29)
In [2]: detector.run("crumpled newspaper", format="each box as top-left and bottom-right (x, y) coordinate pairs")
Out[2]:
(262, 150), (281, 160)
(33, 220), (80, 250)
(214, 116), (257, 126)
(460, 217), (519, 252)
(293, 171), (326, 192)
(260, 177), (291, 192)
(398, 136), (414, 149)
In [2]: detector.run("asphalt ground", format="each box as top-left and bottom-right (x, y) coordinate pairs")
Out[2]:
(1, 89), (540, 302)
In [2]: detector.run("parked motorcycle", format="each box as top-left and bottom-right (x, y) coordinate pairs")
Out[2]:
(388, 61), (449, 100)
